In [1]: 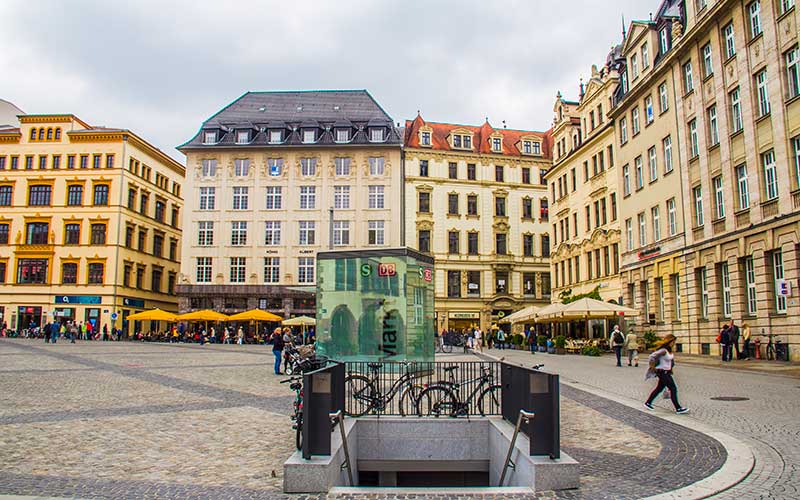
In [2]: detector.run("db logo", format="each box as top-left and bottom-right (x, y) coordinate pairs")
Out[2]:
(378, 263), (397, 277)
(423, 268), (432, 282)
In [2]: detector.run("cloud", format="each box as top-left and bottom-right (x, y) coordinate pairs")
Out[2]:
(0, 0), (650, 162)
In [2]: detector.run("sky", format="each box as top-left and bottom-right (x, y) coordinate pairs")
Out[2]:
(0, 0), (651, 163)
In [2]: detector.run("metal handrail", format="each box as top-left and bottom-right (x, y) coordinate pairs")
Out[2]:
(330, 410), (354, 486)
(499, 409), (535, 486)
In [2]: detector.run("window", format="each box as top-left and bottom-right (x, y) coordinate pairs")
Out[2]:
(298, 257), (315, 283)
(418, 230), (430, 253)
(708, 105), (719, 146)
(495, 197), (506, 217)
(332, 221), (350, 246)
(138, 230), (147, 251)
(418, 192), (430, 213)
(196, 257), (212, 283)
(729, 88), (743, 133)
(199, 187), (215, 210)
(645, 96), (654, 124)
(794, 137), (800, 190)
(495, 165), (504, 182)
(787, 46), (799, 99)
(631, 107), (640, 135)
(0, 186), (11, 206)
(696, 0), (708, 11)
(153, 201), (166, 223)
(672, 274), (682, 320)
(467, 163), (476, 180)
(265, 186), (282, 210)
(610, 193), (618, 222)
(780, 0), (795, 15)
(448, 193), (459, 215)
(125, 226), (133, 247)
(448, 231), (459, 254)
(26, 156), (34, 170)
(299, 186), (316, 209)
(38, 155), (47, 170)
(369, 128), (384, 142)
(299, 221), (316, 245)
(773, 251), (787, 313)
(264, 257), (280, 283)
(229, 186), (249, 210)
(62, 262), (78, 285)
(16, 259), (48, 284)
(198, 221), (214, 246)
(699, 267), (709, 318)
(689, 120), (699, 157)
(336, 129), (350, 143)
(523, 198), (533, 219)
(136, 265), (144, 288)
(684, 61), (694, 93)
(465, 270), (481, 296)
(619, 117), (627, 144)
(652, 206), (661, 242)
(420, 131), (431, 145)
(492, 138), (502, 152)
(720, 262), (732, 318)
(660, 28), (670, 54)
(447, 271), (461, 298)
(621, 71), (629, 94)
(92, 155), (102, 169)
(723, 23), (736, 59)
(464, 136), (472, 149)
(638, 213), (647, 247)
(269, 130), (282, 143)
(763, 150), (778, 200)
(713, 176), (725, 219)
(87, 263), (104, 284)
(264, 221), (281, 245)
(368, 157), (385, 175)
(467, 195), (478, 216)
(169, 239), (177, 261)
(635, 156), (644, 190)
(667, 198), (678, 236)
(230, 257), (246, 283)
(140, 193), (148, 215)
(302, 130), (316, 144)
(694, 186), (705, 226)
(29, 185), (51, 206)
(234, 159), (250, 176)
(702, 43), (713, 77)
(203, 131), (216, 144)
(419, 160), (429, 177)
(663, 135), (673, 173)
(335, 157), (351, 176)
(334, 186), (350, 209)
(523, 234), (534, 257)
(749, 1), (761, 38)
(300, 158), (317, 176)
(26, 222), (49, 245)
(623, 165), (631, 195)
(127, 188), (136, 210)
(734, 164), (750, 210)
(231, 221), (247, 246)
(648, 147), (658, 182)
(631, 54), (639, 79)
(0, 223), (9, 244)
(745, 256), (757, 314)
(236, 130), (250, 144)
(67, 185), (83, 206)
(756, 69), (770, 116)
(626, 219), (633, 250)
(268, 158), (283, 177)
(448, 162), (458, 179)
(368, 221), (385, 245)
(368, 185), (384, 209)
(90, 223), (106, 245)
(93, 184), (109, 206)
(152, 233), (164, 257)
(642, 43), (650, 68)
(201, 159), (217, 177)
(495, 233), (507, 255)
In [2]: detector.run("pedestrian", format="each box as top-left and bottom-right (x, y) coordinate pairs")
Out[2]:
(237, 326), (244, 345)
(44, 322), (50, 343)
(719, 324), (731, 362)
(729, 319), (740, 360)
(270, 328), (285, 375)
(644, 334), (688, 414)
(474, 328), (483, 353)
(496, 328), (506, 350)
(625, 329), (639, 367)
(611, 325), (625, 367)
(210, 326), (217, 344)
(527, 330), (536, 354)
(741, 322), (751, 360)
(223, 328), (230, 344)
(103, 324), (109, 341)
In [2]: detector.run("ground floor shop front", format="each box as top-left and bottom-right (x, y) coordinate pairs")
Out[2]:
(435, 295), (550, 335)
(176, 284), (315, 319)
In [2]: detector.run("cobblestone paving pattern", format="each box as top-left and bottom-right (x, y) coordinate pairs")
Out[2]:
(0, 340), (733, 499)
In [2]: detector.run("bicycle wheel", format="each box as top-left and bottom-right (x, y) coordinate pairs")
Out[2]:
(344, 374), (375, 417)
(477, 384), (502, 416)
(398, 384), (424, 416)
(295, 413), (303, 450)
(416, 386), (456, 417)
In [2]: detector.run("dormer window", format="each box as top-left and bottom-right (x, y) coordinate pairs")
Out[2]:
(453, 135), (462, 148)
(269, 130), (282, 143)
(660, 28), (670, 55)
(370, 128), (385, 142)
(492, 138), (502, 152)
(303, 129), (316, 144)
(203, 131), (217, 144)
(236, 130), (250, 144)
(523, 141), (532, 154)
(464, 136), (471, 149)
(532, 142), (541, 155)
(336, 129), (350, 143)
(421, 131), (431, 146)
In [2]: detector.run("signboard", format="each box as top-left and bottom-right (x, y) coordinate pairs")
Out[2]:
(637, 246), (661, 261)
(360, 264), (372, 277)
(378, 263), (397, 277)
(449, 312), (480, 319)
(778, 279), (792, 297)
(123, 297), (145, 308)
(270, 163), (282, 176)
(111, 312), (118, 320)
(55, 296), (101, 305)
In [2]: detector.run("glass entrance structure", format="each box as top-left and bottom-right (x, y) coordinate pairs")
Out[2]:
(316, 248), (435, 363)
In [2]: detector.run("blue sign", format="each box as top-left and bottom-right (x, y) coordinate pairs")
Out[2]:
(123, 297), (145, 308)
(111, 312), (118, 320)
(54, 296), (101, 305)
(270, 163), (282, 176)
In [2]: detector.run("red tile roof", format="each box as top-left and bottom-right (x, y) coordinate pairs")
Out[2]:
(404, 114), (552, 159)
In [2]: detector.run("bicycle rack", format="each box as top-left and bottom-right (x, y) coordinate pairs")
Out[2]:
(330, 410), (354, 487)
(499, 409), (535, 486)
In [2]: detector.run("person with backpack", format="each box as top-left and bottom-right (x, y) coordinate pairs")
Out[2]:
(611, 325), (625, 367)
(644, 334), (688, 414)
(496, 328), (506, 350)
(270, 328), (285, 375)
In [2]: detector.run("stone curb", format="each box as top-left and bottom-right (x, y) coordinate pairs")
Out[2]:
(479, 351), (755, 499)
(0, 496), (93, 500)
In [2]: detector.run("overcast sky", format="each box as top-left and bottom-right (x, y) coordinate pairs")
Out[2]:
(0, 0), (651, 163)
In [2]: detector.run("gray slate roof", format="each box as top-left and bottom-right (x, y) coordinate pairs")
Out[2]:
(180, 90), (402, 149)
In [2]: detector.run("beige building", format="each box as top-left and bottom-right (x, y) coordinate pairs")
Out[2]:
(403, 115), (553, 333)
(176, 90), (403, 317)
(0, 114), (184, 333)
(548, 64), (623, 312)
(607, 0), (800, 359)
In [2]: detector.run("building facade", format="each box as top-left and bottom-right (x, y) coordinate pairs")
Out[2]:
(403, 115), (553, 333)
(0, 114), (184, 332)
(607, 0), (800, 359)
(177, 90), (403, 317)
(547, 64), (624, 309)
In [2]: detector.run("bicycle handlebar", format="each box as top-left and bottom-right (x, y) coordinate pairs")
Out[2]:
(280, 377), (303, 384)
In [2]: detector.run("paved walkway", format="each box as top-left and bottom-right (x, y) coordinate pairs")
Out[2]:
(485, 347), (800, 499)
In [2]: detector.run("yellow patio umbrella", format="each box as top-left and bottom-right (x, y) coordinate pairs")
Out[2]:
(176, 310), (229, 322)
(126, 309), (177, 322)
(228, 309), (282, 342)
(282, 315), (316, 344)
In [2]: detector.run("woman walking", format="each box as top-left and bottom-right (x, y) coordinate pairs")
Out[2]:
(644, 334), (688, 414)
(270, 328), (285, 375)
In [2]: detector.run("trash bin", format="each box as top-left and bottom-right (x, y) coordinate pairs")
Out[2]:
(775, 342), (789, 362)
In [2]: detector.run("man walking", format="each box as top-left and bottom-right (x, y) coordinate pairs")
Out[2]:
(611, 325), (625, 367)
(625, 329), (639, 367)
(729, 319), (741, 360)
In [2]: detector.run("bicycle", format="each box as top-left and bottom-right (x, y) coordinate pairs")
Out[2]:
(760, 331), (783, 361)
(344, 361), (425, 417)
(281, 376), (304, 450)
(415, 364), (500, 417)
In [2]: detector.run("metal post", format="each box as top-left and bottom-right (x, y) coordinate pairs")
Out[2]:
(328, 207), (334, 250)
(499, 409), (535, 486)
(330, 410), (354, 486)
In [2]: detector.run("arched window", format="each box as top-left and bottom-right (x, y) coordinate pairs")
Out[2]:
(55, 128), (61, 140)
(30, 129), (37, 141)
(46, 128), (53, 140)
(38, 128), (44, 140)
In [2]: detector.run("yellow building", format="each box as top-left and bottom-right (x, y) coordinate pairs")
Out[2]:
(547, 64), (623, 311)
(403, 115), (553, 333)
(0, 114), (184, 333)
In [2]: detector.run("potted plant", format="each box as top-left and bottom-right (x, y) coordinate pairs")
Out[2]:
(554, 335), (567, 355)
(537, 335), (547, 352)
